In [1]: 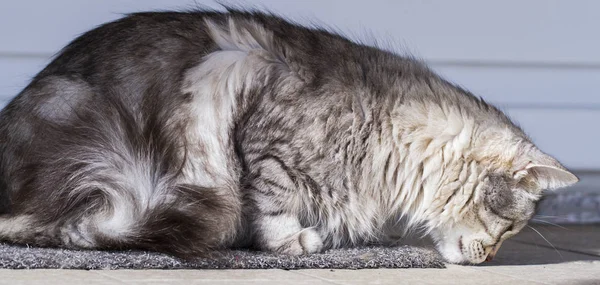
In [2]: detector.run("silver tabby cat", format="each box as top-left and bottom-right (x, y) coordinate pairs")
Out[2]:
(0, 10), (578, 264)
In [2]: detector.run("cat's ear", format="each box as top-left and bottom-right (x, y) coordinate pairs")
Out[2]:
(513, 146), (578, 191)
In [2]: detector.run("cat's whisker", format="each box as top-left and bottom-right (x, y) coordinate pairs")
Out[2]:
(527, 225), (563, 259)
(530, 219), (570, 230)
(534, 215), (569, 219)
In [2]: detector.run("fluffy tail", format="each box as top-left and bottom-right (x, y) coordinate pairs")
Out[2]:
(0, 86), (242, 259)
(123, 184), (241, 258)
(0, 182), (241, 259)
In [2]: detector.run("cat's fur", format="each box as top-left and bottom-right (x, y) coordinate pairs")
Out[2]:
(0, 10), (578, 264)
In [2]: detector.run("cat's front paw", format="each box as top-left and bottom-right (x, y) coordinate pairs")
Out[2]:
(298, 228), (324, 254)
(274, 228), (324, 255)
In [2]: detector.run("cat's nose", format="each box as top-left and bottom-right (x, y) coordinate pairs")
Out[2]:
(485, 242), (503, 262)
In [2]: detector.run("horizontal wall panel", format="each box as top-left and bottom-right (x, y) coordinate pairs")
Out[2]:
(501, 108), (599, 170)
(0, 57), (49, 101)
(431, 65), (600, 107)
(1, 0), (600, 64)
(0, 1), (211, 55)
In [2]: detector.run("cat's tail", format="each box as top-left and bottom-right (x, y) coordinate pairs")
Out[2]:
(0, 183), (242, 259)
(0, 83), (242, 258)
(126, 184), (242, 258)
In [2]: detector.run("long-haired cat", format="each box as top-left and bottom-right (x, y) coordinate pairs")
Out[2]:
(0, 9), (578, 264)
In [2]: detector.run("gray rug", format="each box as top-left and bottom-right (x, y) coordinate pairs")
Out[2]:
(0, 243), (445, 269)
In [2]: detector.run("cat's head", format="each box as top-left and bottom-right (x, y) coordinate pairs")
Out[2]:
(426, 135), (578, 264)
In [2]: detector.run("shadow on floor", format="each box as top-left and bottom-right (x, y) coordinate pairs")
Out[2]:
(479, 224), (600, 266)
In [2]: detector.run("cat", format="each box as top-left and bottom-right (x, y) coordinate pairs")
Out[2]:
(0, 9), (578, 264)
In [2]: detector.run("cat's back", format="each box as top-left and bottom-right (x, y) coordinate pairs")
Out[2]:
(38, 12), (218, 77)
(0, 12), (214, 122)
(0, 12), (216, 181)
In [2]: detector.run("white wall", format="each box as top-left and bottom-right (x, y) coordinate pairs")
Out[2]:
(1, 0), (598, 169)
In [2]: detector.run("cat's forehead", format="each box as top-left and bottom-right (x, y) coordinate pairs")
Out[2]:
(482, 174), (537, 220)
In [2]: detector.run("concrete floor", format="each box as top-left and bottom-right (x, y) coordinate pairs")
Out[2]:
(0, 225), (598, 285)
